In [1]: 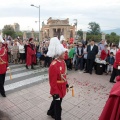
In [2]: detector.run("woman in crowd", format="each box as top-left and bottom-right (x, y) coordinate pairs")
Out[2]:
(19, 40), (25, 64)
(8, 41), (13, 63)
(12, 42), (19, 64)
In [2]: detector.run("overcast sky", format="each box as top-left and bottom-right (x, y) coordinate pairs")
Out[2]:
(0, 0), (120, 31)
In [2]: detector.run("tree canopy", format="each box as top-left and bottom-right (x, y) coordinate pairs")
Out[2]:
(2, 25), (15, 38)
(88, 22), (101, 35)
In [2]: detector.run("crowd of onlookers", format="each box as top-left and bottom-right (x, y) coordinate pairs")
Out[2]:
(5, 37), (119, 75)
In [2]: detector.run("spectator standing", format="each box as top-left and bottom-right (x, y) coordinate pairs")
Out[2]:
(106, 52), (115, 75)
(83, 45), (88, 71)
(12, 42), (19, 64)
(84, 40), (98, 74)
(44, 43), (51, 67)
(68, 44), (74, 70)
(19, 40), (25, 64)
(110, 45), (118, 57)
(8, 42), (13, 63)
(75, 42), (84, 71)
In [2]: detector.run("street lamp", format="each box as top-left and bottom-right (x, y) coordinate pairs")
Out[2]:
(31, 4), (40, 42)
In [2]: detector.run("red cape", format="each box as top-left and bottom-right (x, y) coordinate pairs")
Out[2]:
(100, 50), (109, 60)
(26, 44), (36, 66)
(99, 77), (120, 120)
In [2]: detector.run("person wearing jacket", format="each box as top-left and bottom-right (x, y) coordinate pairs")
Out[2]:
(84, 40), (98, 74)
(0, 40), (8, 97)
(47, 37), (68, 120)
(106, 52), (115, 75)
(75, 42), (84, 71)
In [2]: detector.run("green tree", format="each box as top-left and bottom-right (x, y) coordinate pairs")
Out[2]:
(88, 22), (101, 35)
(106, 33), (119, 44)
(2, 25), (15, 38)
(110, 32), (116, 36)
(15, 31), (23, 38)
(77, 30), (83, 37)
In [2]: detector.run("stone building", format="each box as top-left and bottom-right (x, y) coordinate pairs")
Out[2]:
(40, 17), (75, 41)
(12, 23), (20, 32)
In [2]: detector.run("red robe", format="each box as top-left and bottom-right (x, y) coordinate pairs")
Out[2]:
(100, 49), (109, 60)
(0, 47), (8, 74)
(113, 49), (120, 69)
(62, 43), (68, 60)
(2, 43), (8, 61)
(99, 76), (120, 120)
(70, 38), (74, 44)
(26, 44), (36, 66)
(49, 59), (67, 98)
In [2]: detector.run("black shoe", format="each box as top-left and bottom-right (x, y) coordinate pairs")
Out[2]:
(26, 65), (29, 69)
(84, 71), (88, 73)
(31, 65), (35, 69)
(31, 67), (35, 70)
(1, 93), (6, 97)
(47, 110), (55, 118)
(110, 81), (116, 83)
(89, 72), (92, 74)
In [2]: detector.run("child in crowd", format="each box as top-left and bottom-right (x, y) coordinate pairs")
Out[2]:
(106, 52), (115, 75)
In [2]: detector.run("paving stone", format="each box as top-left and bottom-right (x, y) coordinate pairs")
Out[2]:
(0, 64), (114, 120)
(12, 112), (32, 120)
(17, 101), (34, 111)
(24, 106), (43, 118)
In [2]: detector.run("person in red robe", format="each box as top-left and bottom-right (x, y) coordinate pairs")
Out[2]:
(0, 40), (8, 97)
(26, 38), (36, 69)
(99, 75), (120, 120)
(70, 37), (74, 44)
(100, 45), (110, 60)
(109, 48), (120, 83)
(47, 37), (69, 120)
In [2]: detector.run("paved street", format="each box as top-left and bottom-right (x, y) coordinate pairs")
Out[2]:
(0, 64), (114, 120)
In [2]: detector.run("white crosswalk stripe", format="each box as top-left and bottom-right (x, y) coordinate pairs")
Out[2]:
(5, 64), (48, 92)
(5, 74), (48, 91)
(6, 68), (48, 81)
(7, 65), (40, 73)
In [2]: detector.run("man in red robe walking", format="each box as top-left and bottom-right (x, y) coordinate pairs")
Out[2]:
(0, 40), (8, 97)
(47, 37), (69, 120)
(26, 38), (36, 69)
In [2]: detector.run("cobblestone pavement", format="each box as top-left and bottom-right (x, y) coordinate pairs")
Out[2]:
(0, 65), (114, 120)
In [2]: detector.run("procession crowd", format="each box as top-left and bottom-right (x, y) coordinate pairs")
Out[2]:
(4, 36), (119, 75)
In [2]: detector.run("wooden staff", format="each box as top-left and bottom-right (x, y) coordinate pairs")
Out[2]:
(9, 68), (12, 80)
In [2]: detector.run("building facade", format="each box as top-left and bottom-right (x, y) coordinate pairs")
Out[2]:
(40, 17), (75, 41)
(12, 23), (20, 32)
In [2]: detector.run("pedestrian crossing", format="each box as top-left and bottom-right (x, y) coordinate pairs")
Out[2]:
(5, 64), (49, 93)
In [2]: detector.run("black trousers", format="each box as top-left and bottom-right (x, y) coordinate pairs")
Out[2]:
(110, 68), (120, 82)
(0, 74), (6, 94)
(48, 98), (62, 120)
(45, 57), (51, 67)
(83, 59), (87, 71)
(87, 59), (94, 73)
(67, 58), (72, 70)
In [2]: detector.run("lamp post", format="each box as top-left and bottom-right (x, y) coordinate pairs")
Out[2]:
(31, 4), (40, 42)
